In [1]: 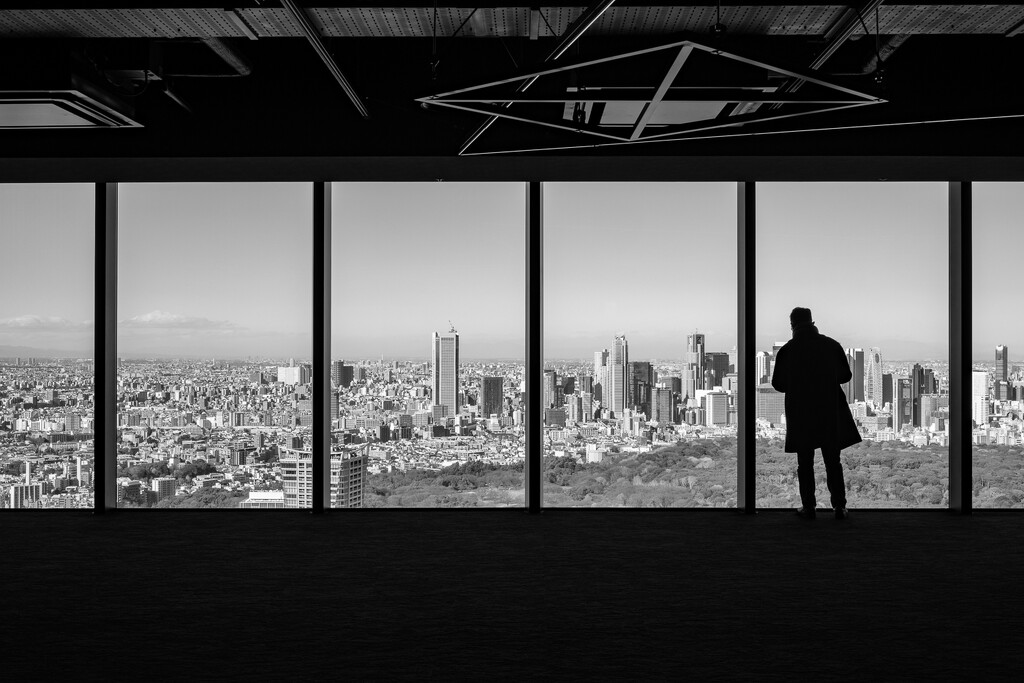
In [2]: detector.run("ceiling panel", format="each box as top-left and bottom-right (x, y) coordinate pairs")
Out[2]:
(2, 6), (1023, 39)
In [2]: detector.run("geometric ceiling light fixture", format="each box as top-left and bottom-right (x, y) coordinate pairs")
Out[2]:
(418, 37), (885, 155)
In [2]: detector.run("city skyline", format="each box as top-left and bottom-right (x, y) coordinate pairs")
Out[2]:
(2, 182), (1021, 359)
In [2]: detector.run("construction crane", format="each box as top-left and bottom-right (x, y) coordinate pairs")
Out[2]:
(449, 320), (457, 333)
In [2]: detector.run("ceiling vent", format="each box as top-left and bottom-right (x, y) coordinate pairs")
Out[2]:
(0, 60), (141, 129)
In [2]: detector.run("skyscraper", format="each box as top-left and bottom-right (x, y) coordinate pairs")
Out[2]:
(882, 372), (893, 407)
(626, 361), (653, 415)
(996, 345), (1009, 383)
(893, 377), (913, 432)
(973, 371), (990, 427)
(543, 369), (559, 409)
(593, 349), (608, 403)
(609, 335), (628, 416)
(755, 351), (771, 385)
(432, 329), (460, 417)
(842, 349), (855, 404)
(910, 364), (935, 427)
(705, 352), (730, 389)
(866, 348), (883, 407)
(481, 376), (504, 419)
(851, 348), (865, 402)
(683, 332), (706, 401)
(652, 386), (676, 424)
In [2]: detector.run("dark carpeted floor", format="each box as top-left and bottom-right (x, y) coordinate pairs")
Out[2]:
(2, 509), (1022, 681)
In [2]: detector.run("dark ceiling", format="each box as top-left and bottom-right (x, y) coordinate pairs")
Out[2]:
(3, 2), (1024, 177)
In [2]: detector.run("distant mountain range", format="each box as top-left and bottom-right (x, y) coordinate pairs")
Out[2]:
(0, 344), (91, 359)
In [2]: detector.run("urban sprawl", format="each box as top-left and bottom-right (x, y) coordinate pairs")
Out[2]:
(0, 334), (1018, 508)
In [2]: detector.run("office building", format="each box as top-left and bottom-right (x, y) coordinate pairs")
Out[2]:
(919, 393), (949, 431)
(652, 387), (676, 424)
(705, 391), (729, 426)
(481, 376), (504, 419)
(238, 491), (287, 509)
(866, 348), (883, 407)
(851, 348), (864, 402)
(705, 352), (730, 388)
(153, 477), (177, 502)
(755, 351), (771, 385)
(755, 384), (785, 425)
(627, 361), (653, 415)
(996, 345), (1009, 383)
(332, 360), (354, 388)
(278, 365), (311, 385)
(10, 483), (43, 509)
(431, 330), (460, 418)
(605, 335), (628, 417)
(543, 370), (559, 409)
(683, 332), (706, 401)
(279, 446), (368, 509)
(893, 377), (913, 432)
(580, 391), (593, 423)
(973, 372), (990, 427)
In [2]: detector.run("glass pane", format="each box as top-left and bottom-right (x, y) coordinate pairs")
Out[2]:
(973, 183), (1024, 507)
(332, 183), (526, 508)
(0, 184), (94, 509)
(757, 183), (948, 510)
(544, 183), (737, 507)
(117, 183), (311, 508)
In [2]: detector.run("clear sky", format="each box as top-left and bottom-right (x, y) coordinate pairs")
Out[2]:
(544, 182), (736, 360)
(0, 181), (1017, 361)
(330, 183), (525, 360)
(757, 182), (949, 361)
(0, 184), (94, 356)
(117, 183), (312, 358)
(973, 183), (1023, 361)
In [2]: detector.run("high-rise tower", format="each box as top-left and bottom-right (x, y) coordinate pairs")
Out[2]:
(996, 345), (1009, 383)
(609, 335), (628, 416)
(480, 376), (504, 419)
(973, 371), (990, 427)
(866, 348), (883, 407)
(431, 328), (460, 417)
(683, 332), (706, 401)
(851, 348), (865, 402)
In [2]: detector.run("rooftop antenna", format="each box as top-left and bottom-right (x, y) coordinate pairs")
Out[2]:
(449, 320), (457, 333)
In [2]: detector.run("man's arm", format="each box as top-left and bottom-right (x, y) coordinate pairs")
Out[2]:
(771, 347), (786, 392)
(836, 342), (852, 384)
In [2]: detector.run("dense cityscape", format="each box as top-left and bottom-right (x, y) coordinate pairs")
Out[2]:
(2, 331), (1023, 509)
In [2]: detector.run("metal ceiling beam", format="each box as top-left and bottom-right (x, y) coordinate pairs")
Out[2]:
(200, 38), (252, 76)
(458, 0), (616, 155)
(769, 0), (886, 105)
(630, 45), (693, 140)
(280, 0), (369, 119)
(438, 90), (868, 103)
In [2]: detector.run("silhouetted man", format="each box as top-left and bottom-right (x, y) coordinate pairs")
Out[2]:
(771, 307), (861, 520)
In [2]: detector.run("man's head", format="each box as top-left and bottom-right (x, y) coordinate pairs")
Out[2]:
(789, 307), (813, 330)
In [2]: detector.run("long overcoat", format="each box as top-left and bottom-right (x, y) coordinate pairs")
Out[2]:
(770, 325), (862, 453)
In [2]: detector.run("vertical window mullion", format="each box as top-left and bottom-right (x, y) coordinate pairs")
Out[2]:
(738, 182), (756, 513)
(313, 182), (331, 513)
(94, 183), (117, 513)
(526, 181), (543, 513)
(950, 181), (972, 514)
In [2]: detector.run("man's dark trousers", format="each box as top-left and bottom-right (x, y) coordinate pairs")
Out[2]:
(797, 447), (847, 510)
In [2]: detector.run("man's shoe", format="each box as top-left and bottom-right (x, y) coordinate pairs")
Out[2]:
(834, 507), (849, 520)
(795, 507), (816, 520)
